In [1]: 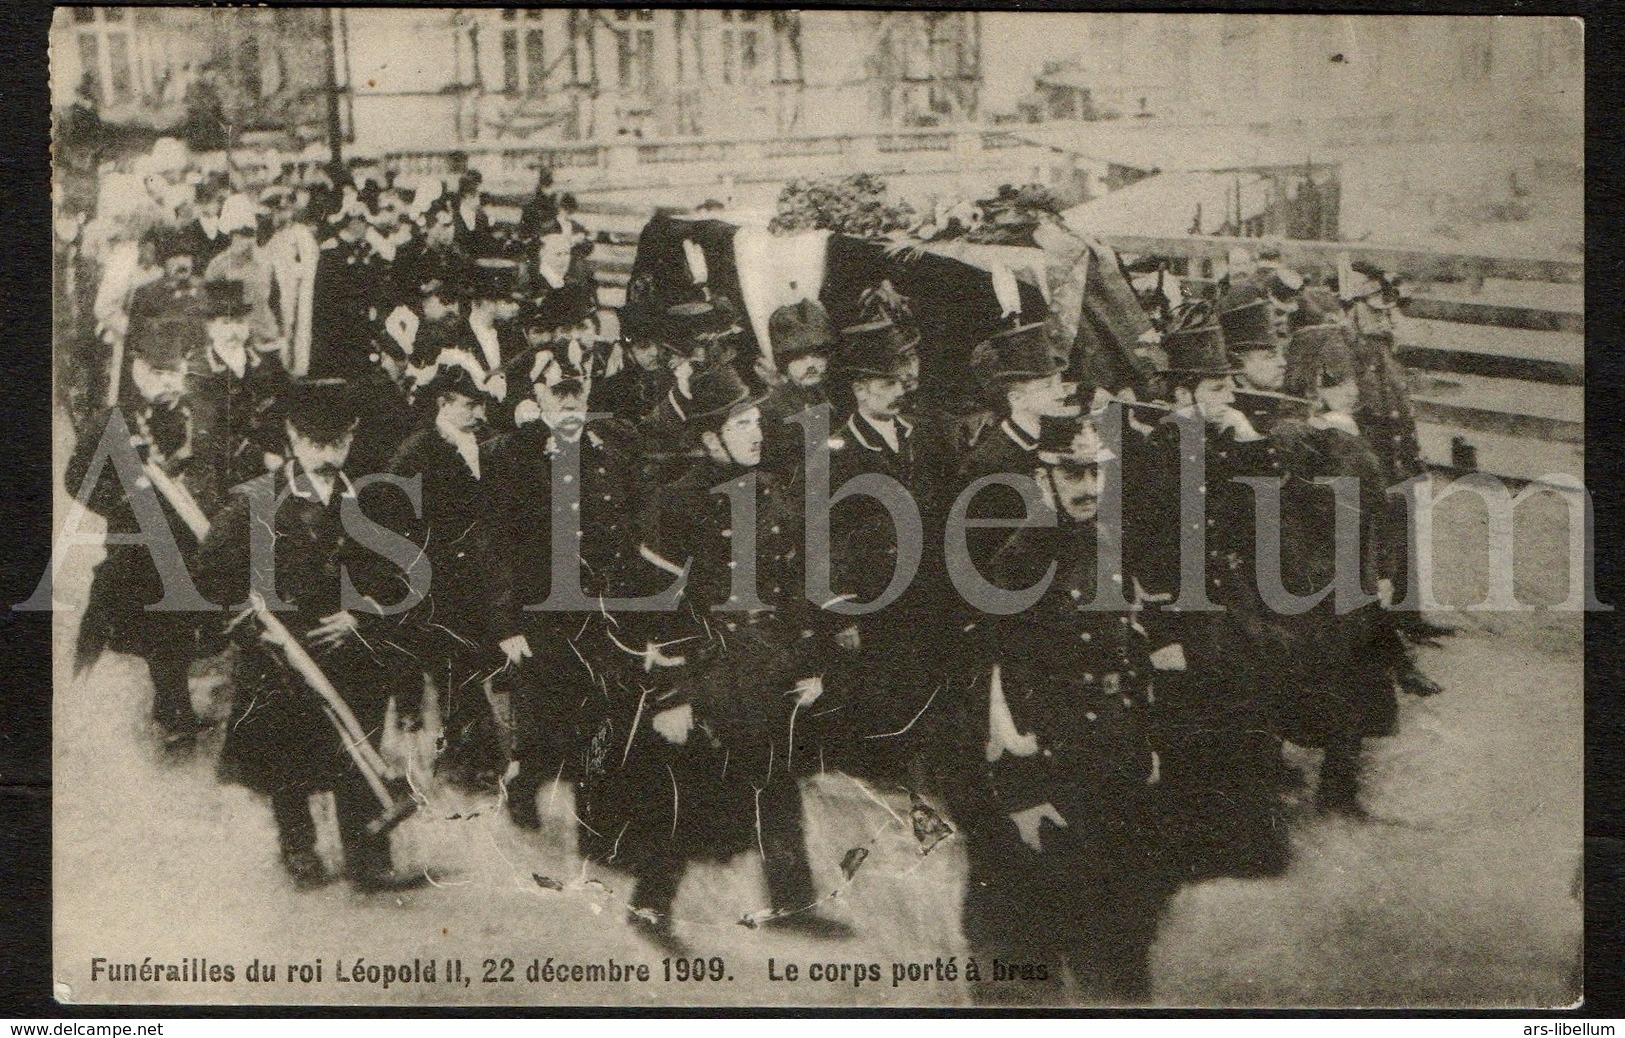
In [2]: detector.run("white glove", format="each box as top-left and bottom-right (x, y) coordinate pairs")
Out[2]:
(1009, 802), (1068, 852)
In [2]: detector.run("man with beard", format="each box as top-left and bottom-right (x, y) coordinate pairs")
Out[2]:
(966, 412), (1176, 1004)
(198, 378), (422, 892)
(626, 363), (851, 946)
(822, 315), (943, 786)
(68, 351), (215, 747)
(755, 299), (836, 478)
(379, 366), (507, 790)
(487, 347), (649, 829)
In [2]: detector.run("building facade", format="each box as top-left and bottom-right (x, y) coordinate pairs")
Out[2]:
(332, 9), (980, 153)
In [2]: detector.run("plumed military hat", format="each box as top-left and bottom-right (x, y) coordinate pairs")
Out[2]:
(1218, 298), (1274, 354)
(768, 298), (836, 366)
(1036, 413), (1117, 467)
(284, 378), (360, 443)
(969, 321), (1064, 387)
(1159, 302), (1237, 375)
(1283, 323), (1355, 397)
(832, 316), (920, 380)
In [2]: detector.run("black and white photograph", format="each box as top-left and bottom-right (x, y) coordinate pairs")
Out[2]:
(43, 8), (1586, 1009)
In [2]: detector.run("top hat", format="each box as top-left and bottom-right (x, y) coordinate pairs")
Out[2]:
(1160, 303), (1237, 376)
(832, 317), (920, 381)
(686, 362), (768, 426)
(153, 227), (197, 262)
(203, 279), (249, 319)
(1218, 298), (1275, 354)
(1283, 323), (1355, 397)
(969, 322), (1064, 386)
(768, 299), (836, 366)
(285, 378), (360, 443)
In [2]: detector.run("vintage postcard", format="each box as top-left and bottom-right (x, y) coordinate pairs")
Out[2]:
(45, 9), (1584, 1008)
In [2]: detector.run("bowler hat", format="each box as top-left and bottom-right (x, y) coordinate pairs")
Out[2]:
(285, 378), (360, 443)
(768, 299), (836, 366)
(424, 363), (492, 403)
(969, 322), (1064, 386)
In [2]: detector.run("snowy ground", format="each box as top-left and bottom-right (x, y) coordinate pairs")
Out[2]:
(49, 420), (1584, 1009)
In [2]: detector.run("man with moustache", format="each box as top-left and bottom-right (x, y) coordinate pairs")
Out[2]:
(197, 378), (422, 892)
(967, 412), (1176, 1004)
(822, 314), (942, 786)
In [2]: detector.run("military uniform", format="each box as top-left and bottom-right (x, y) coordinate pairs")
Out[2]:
(969, 489), (1175, 1002)
(485, 415), (651, 809)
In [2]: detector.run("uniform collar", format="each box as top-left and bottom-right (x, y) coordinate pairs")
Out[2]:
(847, 412), (911, 453)
(1000, 418), (1039, 452)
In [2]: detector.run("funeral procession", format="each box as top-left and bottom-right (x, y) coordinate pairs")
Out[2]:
(43, 10), (1584, 1008)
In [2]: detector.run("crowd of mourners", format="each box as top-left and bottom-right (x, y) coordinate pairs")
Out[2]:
(63, 135), (1451, 1004)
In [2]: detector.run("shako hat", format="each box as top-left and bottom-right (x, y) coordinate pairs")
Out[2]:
(832, 316), (920, 380)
